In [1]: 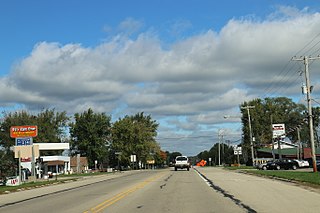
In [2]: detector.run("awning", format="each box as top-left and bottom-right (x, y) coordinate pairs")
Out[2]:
(45, 160), (66, 166)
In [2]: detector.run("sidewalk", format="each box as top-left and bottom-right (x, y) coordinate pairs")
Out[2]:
(0, 171), (135, 207)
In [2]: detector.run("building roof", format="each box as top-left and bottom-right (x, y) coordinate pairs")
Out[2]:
(258, 147), (320, 157)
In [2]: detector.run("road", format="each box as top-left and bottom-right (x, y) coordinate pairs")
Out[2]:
(0, 167), (320, 213)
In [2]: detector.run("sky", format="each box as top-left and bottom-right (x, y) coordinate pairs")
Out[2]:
(1, 0), (320, 156)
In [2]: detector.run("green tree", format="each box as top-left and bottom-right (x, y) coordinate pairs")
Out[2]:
(167, 151), (182, 164)
(110, 112), (159, 169)
(240, 97), (307, 161)
(35, 109), (69, 155)
(0, 109), (69, 150)
(0, 149), (17, 178)
(69, 108), (111, 168)
(0, 110), (37, 149)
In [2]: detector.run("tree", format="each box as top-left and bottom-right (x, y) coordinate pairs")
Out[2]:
(110, 112), (159, 168)
(35, 109), (69, 155)
(0, 109), (69, 152)
(0, 149), (17, 178)
(240, 97), (307, 159)
(69, 108), (111, 168)
(197, 143), (235, 166)
(165, 151), (182, 165)
(0, 110), (37, 149)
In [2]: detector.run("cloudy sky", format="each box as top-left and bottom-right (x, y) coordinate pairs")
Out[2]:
(1, 0), (320, 156)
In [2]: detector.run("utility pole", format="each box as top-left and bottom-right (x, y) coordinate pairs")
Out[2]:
(241, 106), (255, 166)
(292, 55), (320, 172)
(270, 114), (275, 160)
(296, 127), (301, 160)
(218, 130), (223, 166)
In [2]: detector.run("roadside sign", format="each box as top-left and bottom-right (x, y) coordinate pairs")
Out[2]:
(6, 176), (20, 186)
(147, 160), (155, 164)
(233, 146), (242, 155)
(130, 154), (136, 162)
(15, 137), (33, 146)
(234, 150), (242, 155)
(10, 125), (38, 138)
(272, 124), (285, 138)
(14, 145), (40, 158)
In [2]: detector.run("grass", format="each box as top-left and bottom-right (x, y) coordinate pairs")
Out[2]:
(245, 170), (320, 185)
(0, 178), (77, 194)
(0, 171), (116, 194)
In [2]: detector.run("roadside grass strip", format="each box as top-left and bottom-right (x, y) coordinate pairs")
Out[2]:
(86, 172), (165, 213)
(244, 170), (320, 186)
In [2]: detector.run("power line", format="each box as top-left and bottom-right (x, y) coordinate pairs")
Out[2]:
(261, 32), (320, 98)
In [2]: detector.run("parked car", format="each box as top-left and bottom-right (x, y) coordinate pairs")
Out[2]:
(293, 159), (309, 168)
(266, 159), (297, 170)
(256, 162), (269, 170)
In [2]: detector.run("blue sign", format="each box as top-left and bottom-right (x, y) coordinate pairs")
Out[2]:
(16, 137), (33, 146)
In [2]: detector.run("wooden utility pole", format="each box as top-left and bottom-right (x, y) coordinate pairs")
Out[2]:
(241, 106), (255, 166)
(292, 56), (320, 172)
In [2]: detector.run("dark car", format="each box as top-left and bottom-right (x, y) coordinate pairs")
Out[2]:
(266, 159), (297, 170)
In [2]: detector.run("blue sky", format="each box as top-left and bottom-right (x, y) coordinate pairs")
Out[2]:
(1, 0), (320, 156)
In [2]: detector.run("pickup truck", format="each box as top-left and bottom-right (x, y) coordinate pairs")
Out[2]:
(174, 156), (190, 171)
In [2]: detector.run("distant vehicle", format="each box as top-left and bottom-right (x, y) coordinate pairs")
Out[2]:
(293, 159), (309, 168)
(174, 156), (190, 171)
(266, 159), (297, 170)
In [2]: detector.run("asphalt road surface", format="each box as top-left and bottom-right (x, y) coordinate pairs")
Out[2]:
(1, 167), (320, 213)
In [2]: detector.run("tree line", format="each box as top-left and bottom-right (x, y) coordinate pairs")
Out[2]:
(198, 97), (320, 165)
(0, 109), (166, 177)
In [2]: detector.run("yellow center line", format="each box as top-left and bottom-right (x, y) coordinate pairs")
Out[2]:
(86, 172), (166, 213)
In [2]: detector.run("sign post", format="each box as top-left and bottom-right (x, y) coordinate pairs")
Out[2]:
(232, 145), (242, 166)
(272, 124), (285, 159)
(11, 125), (38, 181)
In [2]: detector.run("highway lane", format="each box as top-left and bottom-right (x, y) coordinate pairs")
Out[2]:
(0, 168), (245, 213)
(101, 168), (245, 213)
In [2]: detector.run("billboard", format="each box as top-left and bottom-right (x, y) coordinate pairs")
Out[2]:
(272, 124), (285, 139)
(10, 126), (38, 138)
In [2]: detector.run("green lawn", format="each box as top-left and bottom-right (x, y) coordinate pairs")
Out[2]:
(0, 179), (76, 194)
(245, 170), (320, 185)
